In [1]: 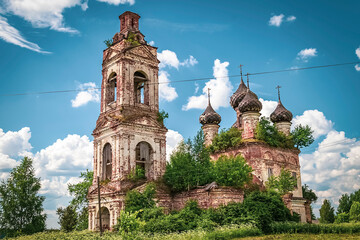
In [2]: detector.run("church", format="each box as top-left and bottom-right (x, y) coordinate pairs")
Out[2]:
(87, 11), (309, 231)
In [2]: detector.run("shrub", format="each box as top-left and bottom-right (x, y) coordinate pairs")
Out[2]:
(141, 207), (164, 222)
(320, 199), (335, 223)
(350, 201), (360, 222)
(270, 221), (360, 234)
(335, 212), (350, 223)
(266, 168), (297, 196)
(127, 166), (146, 181)
(114, 210), (144, 236)
(208, 128), (242, 153)
(56, 206), (77, 232)
(104, 39), (113, 47)
(213, 155), (252, 188)
(157, 110), (169, 126)
(125, 183), (156, 213)
(291, 124), (314, 148)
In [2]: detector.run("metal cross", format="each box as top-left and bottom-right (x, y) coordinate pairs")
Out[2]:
(276, 85), (281, 101)
(238, 64), (244, 81)
(207, 88), (211, 104)
(246, 74), (250, 88)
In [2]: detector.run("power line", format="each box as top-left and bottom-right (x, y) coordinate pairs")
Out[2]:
(0, 61), (359, 97)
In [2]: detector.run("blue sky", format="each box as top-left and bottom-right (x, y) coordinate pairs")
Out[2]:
(0, 0), (359, 228)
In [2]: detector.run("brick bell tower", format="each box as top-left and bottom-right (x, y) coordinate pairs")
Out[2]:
(88, 11), (167, 231)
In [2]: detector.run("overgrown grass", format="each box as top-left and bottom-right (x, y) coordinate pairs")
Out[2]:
(241, 233), (360, 240)
(270, 222), (360, 234)
(7, 225), (261, 240)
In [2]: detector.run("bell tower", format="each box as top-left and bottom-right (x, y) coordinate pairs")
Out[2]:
(88, 11), (167, 231)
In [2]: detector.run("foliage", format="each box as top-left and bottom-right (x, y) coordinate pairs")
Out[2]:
(241, 190), (293, 233)
(156, 110), (169, 127)
(213, 155), (252, 188)
(255, 117), (294, 149)
(337, 189), (360, 214)
(56, 206), (77, 232)
(320, 199), (335, 223)
(127, 166), (146, 182)
(302, 184), (318, 202)
(125, 183), (156, 213)
(126, 32), (140, 47)
(350, 202), (360, 222)
(335, 213), (350, 224)
(76, 207), (89, 231)
(114, 210), (144, 237)
(270, 222), (360, 235)
(208, 127), (242, 153)
(163, 130), (214, 192)
(68, 170), (93, 210)
(104, 39), (113, 47)
(291, 125), (315, 148)
(0, 157), (46, 237)
(266, 169), (297, 196)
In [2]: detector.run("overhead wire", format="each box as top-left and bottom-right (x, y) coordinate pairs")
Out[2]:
(0, 61), (359, 97)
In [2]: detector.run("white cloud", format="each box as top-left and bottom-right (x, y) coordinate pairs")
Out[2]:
(286, 16), (296, 22)
(297, 48), (318, 62)
(182, 59), (232, 111)
(0, 16), (49, 53)
(259, 98), (277, 118)
(0, 153), (18, 170)
(166, 129), (183, 161)
(158, 71), (178, 102)
(40, 176), (82, 196)
(33, 134), (93, 176)
(356, 47), (360, 59)
(269, 14), (284, 27)
(71, 82), (100, 108)
(355, 64), (360, 71)
(180, 55), (198, 67)
(96, 0), (135, 5)
(148, 40), (155, 46)
(0, 127), (32, 157)
(292, 109), (333, 139)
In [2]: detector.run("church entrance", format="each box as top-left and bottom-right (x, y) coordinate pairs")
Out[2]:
(98, 207), (110, 231)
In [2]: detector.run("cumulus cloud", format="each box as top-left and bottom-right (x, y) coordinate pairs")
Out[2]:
(355, 64), (360, 71)
(269, 14), (296, 27)
(0, 127), (32, 157)
(297, 48), (318, 62)
(71, 82), (100, 107)
(166, 129), (183, 161)
(259, 98), (277, 118)
(157, 50), (198, 102)
(292, 110), (333, 139)
(148, 40), (155, 46)
(33, 134), (93, 176)
(0, 16), (49, 53)
(40, 176), (82, 196)
(269, 14), (284, 27)
(0, 153), (18, 170)
(97, 0), (135, 5)
(182, 59), (232, 111)
(356, 47), (360, 59)
(158, 71), (178, 102)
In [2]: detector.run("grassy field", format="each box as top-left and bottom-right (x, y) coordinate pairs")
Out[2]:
(241, 234), (360, 240)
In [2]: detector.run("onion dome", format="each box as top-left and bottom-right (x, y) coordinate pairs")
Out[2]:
(270, 100), (293, 123)
(230, 78), (247, 109)
(238, 89), (262, 113)
(199, 89), (221, 125)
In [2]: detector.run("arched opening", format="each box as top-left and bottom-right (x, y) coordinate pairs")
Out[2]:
(97, 207), (110, 231)
(106, 73), (117, 105)
(135, 141), (152, 179)
(134, 71), (148, 105)
(102, 143), (112, 180)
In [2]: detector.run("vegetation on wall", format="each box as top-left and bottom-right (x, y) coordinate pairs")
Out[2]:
(104, 39), (113, 48)
(0, 157), (46, 237)
(126, 32), (140, 47)
(266, 169), (297, 196)
(127, 166), (146, 182)
(255, 117), (314, 150)
(125, 183), (156, 213)
(156, 110), (169, 127)
(208, 127), (242, 153)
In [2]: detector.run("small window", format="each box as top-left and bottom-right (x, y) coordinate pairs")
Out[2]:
(268, 168), (273, 178)
(134, 71), (148, 105)
(103, 143), (112, 180)
(106, 73), (117, 104)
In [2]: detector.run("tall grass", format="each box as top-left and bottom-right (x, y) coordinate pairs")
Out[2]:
(270, 222), (360, 234)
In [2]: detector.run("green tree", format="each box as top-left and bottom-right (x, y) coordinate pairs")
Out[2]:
(68, 170), (93, 209)
(319, 199), (335, 223)
(0, 157), (46, 237)
(349, 201), (360, 222)
(302, 184), (318, 202)
(125, 183), (156, 213)
(266, 169), (297, 196)
(337, 193), (352, 214)
(213, 155), (252, 188)
(291, 125), (314, 148)
(208, 127), (242, 153)
(335, 212), (350, 223)
(56, 206), (78, 232)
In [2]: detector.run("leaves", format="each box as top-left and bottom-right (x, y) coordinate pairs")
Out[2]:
(302, 184), (318, 202)
(208, 128), (242, 153)
(68, 170), (93, 210)
(266, 169), (297, 196)
(291, 125), (314, 148)
(319, 199), (335, 224)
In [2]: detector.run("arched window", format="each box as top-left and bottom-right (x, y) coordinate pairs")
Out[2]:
(102, 143), (112, 180)
(97, 207), (110, 231)
(106, 73), (117, 104)
(135, 142), (152, 179)
(134, 71), (148, 105)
